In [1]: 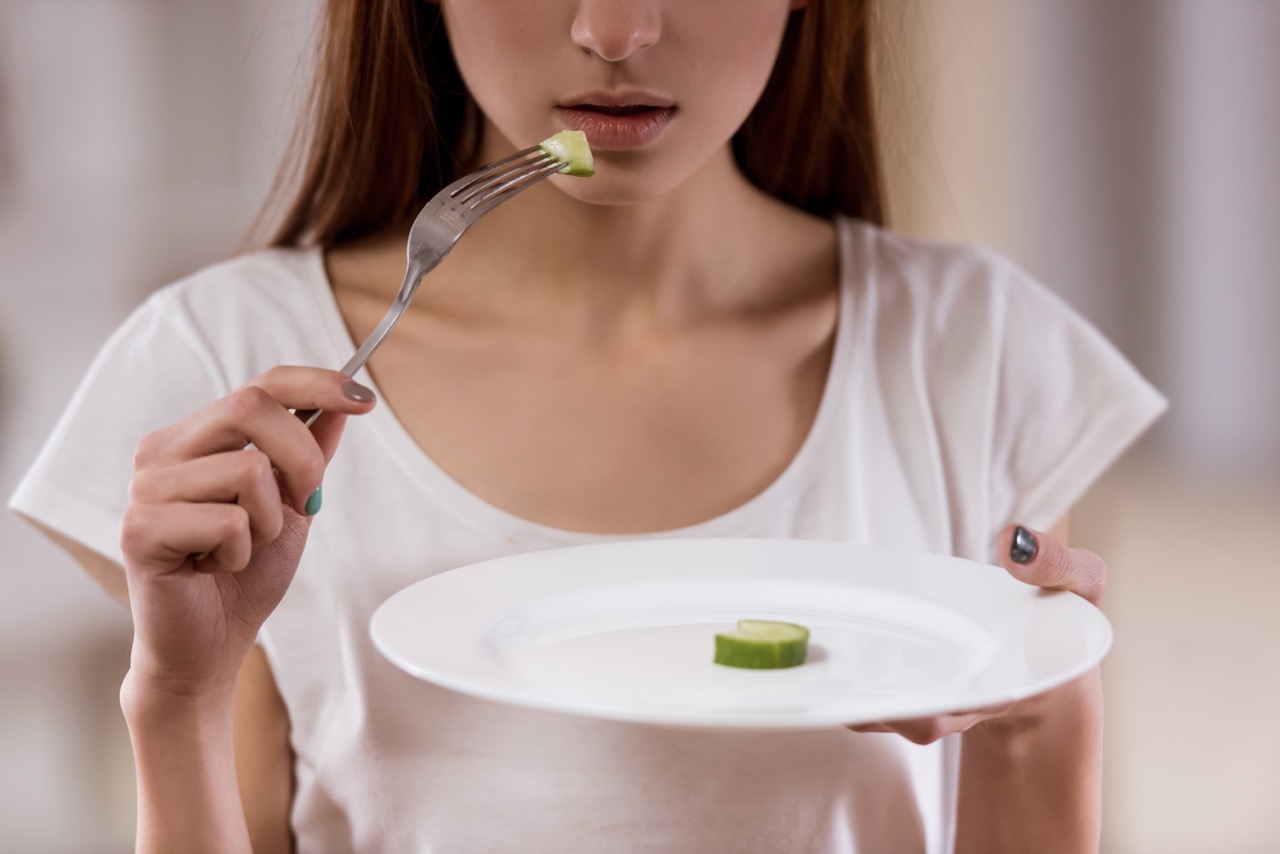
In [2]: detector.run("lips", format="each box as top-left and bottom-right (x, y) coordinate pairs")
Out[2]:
(572, 104), (658, 117)
(555, 90), (676, 151)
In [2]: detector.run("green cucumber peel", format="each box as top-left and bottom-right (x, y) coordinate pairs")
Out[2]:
(714, 619), (810, 669)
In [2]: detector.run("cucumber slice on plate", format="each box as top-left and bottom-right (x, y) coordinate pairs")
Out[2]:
(539, 130), (595, 177)
(714, 619), (810, 669)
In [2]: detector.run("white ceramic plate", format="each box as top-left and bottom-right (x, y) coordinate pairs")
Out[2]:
(371, 538), (1111, 729)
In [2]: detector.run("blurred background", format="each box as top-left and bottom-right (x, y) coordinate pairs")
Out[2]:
(0, 1), (1276, 852)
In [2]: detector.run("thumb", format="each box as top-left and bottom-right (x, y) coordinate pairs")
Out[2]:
(998, 524), (1108, 606)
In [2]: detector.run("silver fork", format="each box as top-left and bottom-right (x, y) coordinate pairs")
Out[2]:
(301, 145), (565, 427)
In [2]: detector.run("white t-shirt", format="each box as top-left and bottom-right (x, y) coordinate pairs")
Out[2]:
(10, 218), (1166, 853)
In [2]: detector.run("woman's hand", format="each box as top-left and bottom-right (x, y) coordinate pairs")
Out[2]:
(119, 367), (377, 701)
(847, 521), (1107, 743)
(849, 521), (1108, 852)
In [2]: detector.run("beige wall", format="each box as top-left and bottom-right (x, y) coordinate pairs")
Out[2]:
(0, 2), (316, 851)
(875, 0), (1025, 252)
(880, 2), (1280, 851)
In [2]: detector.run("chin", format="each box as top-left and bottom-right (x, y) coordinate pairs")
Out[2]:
(547, 158), (701, 208)
(554, 181), (667, 208)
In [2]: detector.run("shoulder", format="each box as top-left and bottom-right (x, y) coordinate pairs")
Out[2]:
(134, 245), (337, 380)
(146, 246), (329, 349)
(834, 218), (1089, 347)
(151, 246), (325, 318)
(840, 219), (1042, 308)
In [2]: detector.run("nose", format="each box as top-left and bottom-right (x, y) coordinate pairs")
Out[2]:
(570, 0), (661, 62)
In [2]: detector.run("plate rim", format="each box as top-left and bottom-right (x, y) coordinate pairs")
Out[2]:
(370, 537), (1112, 729)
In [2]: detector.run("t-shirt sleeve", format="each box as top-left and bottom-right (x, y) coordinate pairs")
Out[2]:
(8, 287), (233, 566)
(986, 262), (1168, 546)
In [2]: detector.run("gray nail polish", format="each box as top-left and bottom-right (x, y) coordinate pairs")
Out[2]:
(343, 380), (375, 403)
(1011, 525), (1038, 564)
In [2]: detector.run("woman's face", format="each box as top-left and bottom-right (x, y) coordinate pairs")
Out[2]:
(440, 0), (798, 203)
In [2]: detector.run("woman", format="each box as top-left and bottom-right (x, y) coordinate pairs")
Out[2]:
(11, 0), (1164, 850)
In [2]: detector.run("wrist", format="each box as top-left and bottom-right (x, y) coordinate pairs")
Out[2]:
(120, 667), (237, 732)
(967, 667), (1102, 750)
(956, 669), (1104, 853)
(120, 668), (252, 854)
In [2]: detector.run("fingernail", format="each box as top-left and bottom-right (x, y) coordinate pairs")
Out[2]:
(1010, 525), (1038, 564)
(343, 380), (375, 403)
(305, 486), (323, 516)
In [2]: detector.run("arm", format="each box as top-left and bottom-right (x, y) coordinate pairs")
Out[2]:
(22, 532), (255, 849)
(121, 672), (250, 853)
(39, 515), (299, 852)
(114, 367), (374, 852)
(955, 517), (1103, 853)
(956, 672), (1101, 852)
(120, 646), (297, 854)
(847, 516), (1108, 852)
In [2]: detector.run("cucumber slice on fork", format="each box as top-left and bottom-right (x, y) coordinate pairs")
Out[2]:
(539, 130), (595, 177)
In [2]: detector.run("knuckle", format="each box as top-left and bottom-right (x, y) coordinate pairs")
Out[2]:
(119, 504), (162, 561)
(132, 429), (168, 471)
(241, 448), (278, 484)
(217, 505), (253, 544)
(126, 469), (153, 504)
(227, 385), (276, 420)
(257, 365), (296, 385)
(118, 506), (147, 556)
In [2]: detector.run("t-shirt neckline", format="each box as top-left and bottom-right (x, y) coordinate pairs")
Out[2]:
(301, 218), (861, 548)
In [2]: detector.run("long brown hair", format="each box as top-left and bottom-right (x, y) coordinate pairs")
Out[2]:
(262, 0), (885, 248)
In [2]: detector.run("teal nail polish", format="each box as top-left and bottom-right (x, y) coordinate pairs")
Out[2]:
(305, 486), (323, 516)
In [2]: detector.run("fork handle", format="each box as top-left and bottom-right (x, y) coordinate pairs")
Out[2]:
(296, 262), (427, 429)
(335, 280), (416, 377)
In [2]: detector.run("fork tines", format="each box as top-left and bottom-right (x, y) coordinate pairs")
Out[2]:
(451, 145), (564, 213)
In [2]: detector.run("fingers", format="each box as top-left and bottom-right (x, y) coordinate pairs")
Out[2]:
(134, 367), (376, 514)
(998, 524), (1108, 605)
(123, 367), (375, 577)
(121, 499), (255, 576)
(846, 715), (972, 745)
(884, 715), (981, 745)
(846, 703), (1015, 744)
(129, 451), (286, 547)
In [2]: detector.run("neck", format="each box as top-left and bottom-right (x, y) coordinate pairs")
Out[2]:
(332, 145), (834, 342)
(420, 145), (792, 332)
